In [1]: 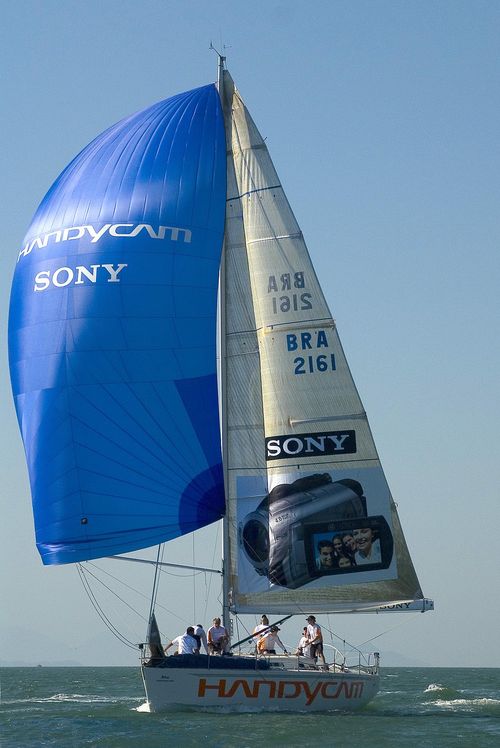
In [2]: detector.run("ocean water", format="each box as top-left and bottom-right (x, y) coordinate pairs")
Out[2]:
(1, 667), (499, 747)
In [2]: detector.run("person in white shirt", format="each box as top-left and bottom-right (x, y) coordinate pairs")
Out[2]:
(164, 626), (198, 655)
(294, 626), (311, 657)
(306, 615), (327, 667)
(257, 625), (288, 655)
(192, 624), (208, 654)
(207, 617), (229, 654)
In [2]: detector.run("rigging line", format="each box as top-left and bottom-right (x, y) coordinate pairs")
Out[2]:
(202, 522), (221, 624)
(157, 566), (207, 579)
(199, 572), (207, 622)
(80, 564), (148, 625)
(234, 616), (253, 642)
(192, 532), (196, 623)
(326, 613), (346, 662)
(235, 617), (241, 651)
(77, 565), (137, 649)
(317, 622), (367, 659)
(83, 560), (185, 619)
(86, 560), (156, 602)
(293, 605), (367, 658)
(357, 613), (422, 648)
(84, 559), (190, 620)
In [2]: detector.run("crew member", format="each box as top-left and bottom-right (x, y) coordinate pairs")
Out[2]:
(252, 615), (270, 651)
(164, 626), (198, 655)
(257, 625), (288, 655)
(294, 626), (311, 657)
(306, 615), (327, 667)
(192, 623), (208, 654)
(207, 617), (229, 654)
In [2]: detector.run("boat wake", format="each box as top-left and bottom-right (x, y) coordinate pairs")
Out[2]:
(134, 702), (151, 712)
(36, 693), (136, 704)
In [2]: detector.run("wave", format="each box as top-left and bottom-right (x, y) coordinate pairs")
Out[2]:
(424, 683), (446, 692)
(421, 684), (500, 717)
(434, 697), (500, 711)
(423, 682), (461, 700)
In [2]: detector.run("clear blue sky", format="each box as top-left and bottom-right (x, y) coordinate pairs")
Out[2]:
(1, 0), (499, 667)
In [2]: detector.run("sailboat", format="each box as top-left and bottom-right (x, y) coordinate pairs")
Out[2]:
(8, 54), (433, 712)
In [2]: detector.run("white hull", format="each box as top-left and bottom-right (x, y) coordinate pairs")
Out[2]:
(141, 656), (379, 713)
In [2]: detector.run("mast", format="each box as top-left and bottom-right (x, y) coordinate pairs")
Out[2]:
(214, 44), (226, 92)
(213, 46), (231, 633)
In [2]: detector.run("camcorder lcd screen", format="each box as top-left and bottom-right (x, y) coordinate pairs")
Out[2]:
(306, 516), (394, 577)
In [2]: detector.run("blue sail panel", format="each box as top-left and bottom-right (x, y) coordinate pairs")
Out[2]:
(9, 84), (226, 565)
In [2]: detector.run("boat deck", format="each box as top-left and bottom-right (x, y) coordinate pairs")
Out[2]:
(142, 651), (379, 676)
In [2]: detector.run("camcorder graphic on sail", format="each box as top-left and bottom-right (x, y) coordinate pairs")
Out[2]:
(239, 472), (394, 590)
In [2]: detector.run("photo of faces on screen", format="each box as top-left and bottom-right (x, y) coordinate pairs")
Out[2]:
(312, 517), (393, 575)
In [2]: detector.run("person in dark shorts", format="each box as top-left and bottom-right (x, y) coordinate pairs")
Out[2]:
(306, 615), (327, 668)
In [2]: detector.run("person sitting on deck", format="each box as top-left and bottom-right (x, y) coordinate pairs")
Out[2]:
(294, 626), (311, 657)
(207, 617), (229, 654)
(164, 626), (198, 655)
(257, 626), (288, 655)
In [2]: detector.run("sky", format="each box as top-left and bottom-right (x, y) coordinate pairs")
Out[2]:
(1, 0), (499, 668)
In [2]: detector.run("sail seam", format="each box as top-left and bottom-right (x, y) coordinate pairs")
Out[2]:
(225, 349), (259, 357)
(228, 423), (266, 431)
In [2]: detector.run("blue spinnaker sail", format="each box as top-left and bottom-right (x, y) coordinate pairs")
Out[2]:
(9, 84), (226, 565)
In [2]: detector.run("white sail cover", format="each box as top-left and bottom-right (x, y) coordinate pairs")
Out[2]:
(221, 70), (423, 614)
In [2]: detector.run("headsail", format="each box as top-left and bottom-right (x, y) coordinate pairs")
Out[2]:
(9, 84), (227, 565)
(220, 69), (425, 613)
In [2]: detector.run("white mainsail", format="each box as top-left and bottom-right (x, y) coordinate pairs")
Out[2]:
(221, 69), (423, 614)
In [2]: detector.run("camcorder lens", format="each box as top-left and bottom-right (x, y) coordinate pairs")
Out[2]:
(242, 519), (269, 564)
